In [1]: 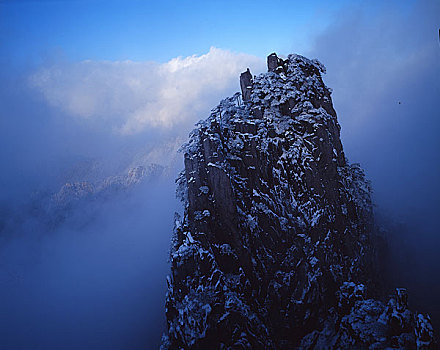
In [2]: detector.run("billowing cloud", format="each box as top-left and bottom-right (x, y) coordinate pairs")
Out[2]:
(30, 47), (264, 134)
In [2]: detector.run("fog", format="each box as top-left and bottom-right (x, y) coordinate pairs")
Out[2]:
(308, 0), (440, 327)
(0, 50), (264, 349)
(0, 70), (178, 348)
(0, 179), (176, 349)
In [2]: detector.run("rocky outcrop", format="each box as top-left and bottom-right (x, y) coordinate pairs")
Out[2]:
(240, 68), (253, 102)
(267, 52), (287, 73)
(300, 284), (435, 349)
(162, 53), (435, 349)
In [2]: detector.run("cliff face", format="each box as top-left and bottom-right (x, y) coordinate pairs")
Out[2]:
(162, 53), (435, 349)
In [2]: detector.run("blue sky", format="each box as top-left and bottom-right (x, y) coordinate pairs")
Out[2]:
(0, 0), (371, 64)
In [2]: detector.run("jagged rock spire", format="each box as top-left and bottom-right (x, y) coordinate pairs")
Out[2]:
(240, 68), (253, 101)
(267, 52), (288, 73)
(162, 53), (436, 349)
(267, 52), (279, 72)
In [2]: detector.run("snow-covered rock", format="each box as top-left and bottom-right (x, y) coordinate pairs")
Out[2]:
(162, 53), (436, 349)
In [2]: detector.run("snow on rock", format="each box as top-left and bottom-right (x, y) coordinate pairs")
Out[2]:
(162, 53), (436, 349)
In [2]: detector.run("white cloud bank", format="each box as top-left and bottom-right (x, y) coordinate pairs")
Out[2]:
(30, 47), (264, 134)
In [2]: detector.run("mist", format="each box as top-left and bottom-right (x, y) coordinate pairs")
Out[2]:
(0, 49), (264, 349)
(307, 0), (440, 327)
(0, 69), (177, 348)
(0, 178), (176, 349)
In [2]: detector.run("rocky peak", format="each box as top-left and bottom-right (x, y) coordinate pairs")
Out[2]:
(162, 53), (436, 349)
(267, 52), (288, 74)
(240, 68), (253, 101)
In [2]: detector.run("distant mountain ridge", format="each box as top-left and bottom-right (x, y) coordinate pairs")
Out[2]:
(0, 163), (164, 235)
(162, 53), (435, 349)
(51, 164), (163, 208)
